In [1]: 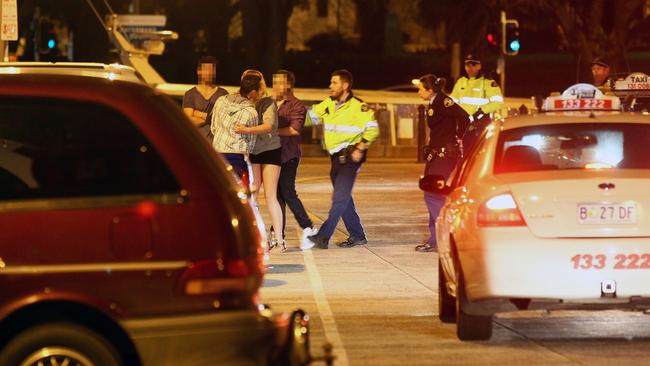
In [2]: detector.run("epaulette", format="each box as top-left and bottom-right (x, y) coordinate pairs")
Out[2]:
(353, 96), (365, 103)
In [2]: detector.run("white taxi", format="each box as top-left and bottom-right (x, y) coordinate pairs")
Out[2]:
(431, 83), (650, 340)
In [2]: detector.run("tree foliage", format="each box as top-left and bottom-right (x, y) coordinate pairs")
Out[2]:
(532, 0), (650, 73)
(417, 0), (650, 73)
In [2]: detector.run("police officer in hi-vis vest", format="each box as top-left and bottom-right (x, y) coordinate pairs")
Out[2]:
(415, 74), (469, 253)
(450, 54), (503, 152)
(302, 69), (380, 250)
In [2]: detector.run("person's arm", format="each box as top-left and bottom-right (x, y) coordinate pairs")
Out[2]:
(278, 101), (307, 136)
(481, 79), (504, 115)
(305, 99), (328, 126)
(449, 78), (463, 103)
(350, 105), (379, 162)
(234, 110), (255, 155)
(278, 126), (299, 136)
(235, 102), (277, 135)
(193, 110), (208, 119)
(182, 90), (206, 127)
(236, 123), (272, 135)
(358, 108), (379, 149)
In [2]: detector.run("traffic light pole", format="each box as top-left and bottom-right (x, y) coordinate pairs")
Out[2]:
(498, 54), (505, 96)
(500, 11), (507, 96)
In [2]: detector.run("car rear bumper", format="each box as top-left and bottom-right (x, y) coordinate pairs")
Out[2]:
(459, 228), (650, 303)
(121, 308), (311, 366)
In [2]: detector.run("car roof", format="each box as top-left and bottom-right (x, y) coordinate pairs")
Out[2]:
(502, 111), (650, 130)
(0, 62), (145, 84)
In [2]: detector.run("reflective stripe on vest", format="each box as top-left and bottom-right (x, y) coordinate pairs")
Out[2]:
(324, 124), (365, 133)
(459, 96), (489, 106)
(329, 142), (351, 154)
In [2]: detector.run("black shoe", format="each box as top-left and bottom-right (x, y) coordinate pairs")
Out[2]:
(414, 242), (428, 250)
(337, 237), (368, 248)
(415, 243), (437, 252)
(308, 234), (329, 249)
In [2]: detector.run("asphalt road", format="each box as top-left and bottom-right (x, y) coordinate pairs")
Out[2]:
(259, 158), (650, 366)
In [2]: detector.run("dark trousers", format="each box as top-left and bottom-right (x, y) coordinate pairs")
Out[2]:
(221, 153), (248, 179)
(278, 158), (313, 236)
(317, 157), (365, 241)
(424, 156), (457, 245)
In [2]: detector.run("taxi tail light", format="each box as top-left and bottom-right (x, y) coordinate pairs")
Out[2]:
(477, 193), (526, 227)
(179, 258), (257, 295)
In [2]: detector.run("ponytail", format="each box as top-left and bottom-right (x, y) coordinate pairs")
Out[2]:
(434, 77), (446, 93)
(420, 74), (445, 93)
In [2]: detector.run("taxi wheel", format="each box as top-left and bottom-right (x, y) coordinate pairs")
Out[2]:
(455, 269), (493, 341)
(0, 322), (122, 366)
(438, 261), (456, 323)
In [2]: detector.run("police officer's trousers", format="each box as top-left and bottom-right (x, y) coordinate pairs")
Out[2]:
(317, 157), (365, 241)
(424, 156), (457, 245)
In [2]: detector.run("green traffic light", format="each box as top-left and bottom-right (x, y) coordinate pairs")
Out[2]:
(509, 40), (520, 52)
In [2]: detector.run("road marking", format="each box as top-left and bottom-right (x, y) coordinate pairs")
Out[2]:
(302, 250), (350, 366)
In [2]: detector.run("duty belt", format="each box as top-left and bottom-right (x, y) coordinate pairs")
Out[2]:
(424, 145), (462, 162)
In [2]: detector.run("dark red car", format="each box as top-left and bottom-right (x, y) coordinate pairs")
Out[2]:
(0, 63), (311, 366)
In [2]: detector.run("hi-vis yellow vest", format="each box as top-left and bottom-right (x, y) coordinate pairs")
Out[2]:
(450, 76), (503, 115)
(307, 95), (379, 154)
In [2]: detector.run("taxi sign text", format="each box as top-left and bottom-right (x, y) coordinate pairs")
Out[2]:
(554, 99), (612, 110)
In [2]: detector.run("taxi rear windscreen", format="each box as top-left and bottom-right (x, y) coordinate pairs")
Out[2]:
(494, 123), (650, 173)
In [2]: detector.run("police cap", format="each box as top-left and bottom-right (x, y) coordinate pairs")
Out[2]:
(464, 54), (481, 64)
(591, 57), (610, 68)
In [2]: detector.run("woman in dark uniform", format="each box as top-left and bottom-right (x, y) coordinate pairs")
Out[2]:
(415, 74), (470, 253)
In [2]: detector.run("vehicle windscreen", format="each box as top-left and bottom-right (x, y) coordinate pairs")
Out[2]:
(494, 123), (650, 174)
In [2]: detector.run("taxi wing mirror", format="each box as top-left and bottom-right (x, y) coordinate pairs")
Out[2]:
(419, 174), (450, 194)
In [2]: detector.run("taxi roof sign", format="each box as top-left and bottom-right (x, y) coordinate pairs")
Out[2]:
(543, 83), (620, 111)
(613, 72), (650, 97)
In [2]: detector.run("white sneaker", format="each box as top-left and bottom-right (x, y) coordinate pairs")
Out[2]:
(300, 227), (318, 250)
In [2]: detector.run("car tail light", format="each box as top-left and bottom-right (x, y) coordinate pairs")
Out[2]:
(179, 259), (258, 295)
(477, 193), (526, 227)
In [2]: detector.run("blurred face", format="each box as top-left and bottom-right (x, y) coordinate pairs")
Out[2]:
(591, 64), (610, 85)
(464, 62), (481, 78)
(197, 63), (216, 84)
(329, 76), (348, 99)
(272, 74), (290, 99)
(417, 83), (434, 101)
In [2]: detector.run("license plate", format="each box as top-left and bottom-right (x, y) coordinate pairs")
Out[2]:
(577, 203), (637, 224)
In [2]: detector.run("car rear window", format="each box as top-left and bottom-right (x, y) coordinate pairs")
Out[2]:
(494, 123), (650, 174)
(0, 97), (179, 200)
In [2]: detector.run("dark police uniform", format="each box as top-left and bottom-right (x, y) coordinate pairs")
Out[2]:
(416, 92), (469, 252)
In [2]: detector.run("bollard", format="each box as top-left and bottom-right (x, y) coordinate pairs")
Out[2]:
(416, 104), (426, 163)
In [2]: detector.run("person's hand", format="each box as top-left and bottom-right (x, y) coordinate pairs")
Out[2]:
(234, 124), (248, 134)
(351, 148), (364, 162)
(472, 108), (485, 121)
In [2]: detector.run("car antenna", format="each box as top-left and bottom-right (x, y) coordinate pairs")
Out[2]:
(83, 0), (117, 30)
(576, 54), (581, 84)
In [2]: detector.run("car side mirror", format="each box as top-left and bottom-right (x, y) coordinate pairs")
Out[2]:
(419, 174), (450, 194)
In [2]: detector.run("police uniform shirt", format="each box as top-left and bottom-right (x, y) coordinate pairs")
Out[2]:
(426, 92), (470, 149)
(450, 76), (503, 115)
(307, 93), (379, 154)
